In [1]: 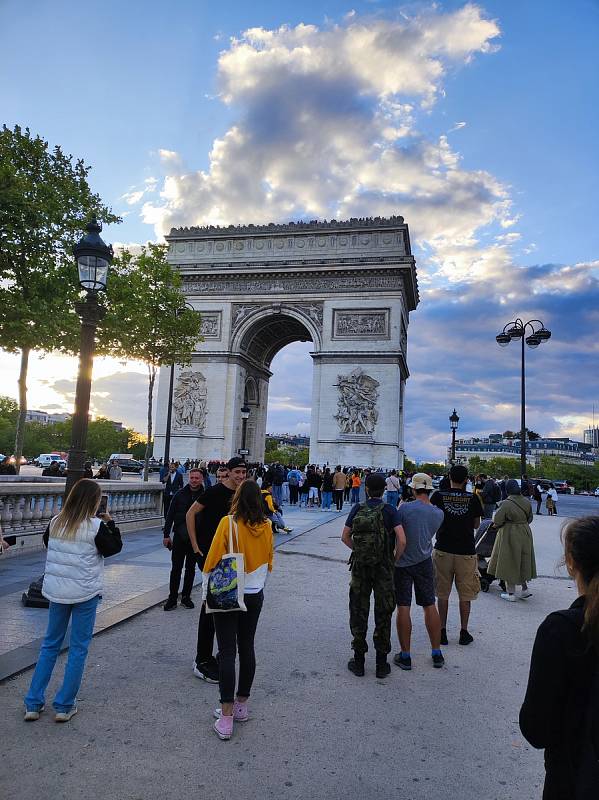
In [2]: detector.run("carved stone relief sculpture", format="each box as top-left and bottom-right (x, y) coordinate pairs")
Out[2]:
(334, 368), (379, 436)
(173, 370), (207, 433)
(333, 310), (389, 338)
(199, 312), (221, 339)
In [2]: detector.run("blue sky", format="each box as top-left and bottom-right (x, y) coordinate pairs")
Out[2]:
(1, 1), (598, 460)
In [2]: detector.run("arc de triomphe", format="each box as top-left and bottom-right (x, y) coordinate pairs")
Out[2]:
(153, 216), (418, 468)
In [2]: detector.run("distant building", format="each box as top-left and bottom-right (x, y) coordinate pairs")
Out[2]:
(266, 433), (310, 450)
(25, 410), (71, 425)
(450, 434), (597, 469)
(584, 427), (599, 448)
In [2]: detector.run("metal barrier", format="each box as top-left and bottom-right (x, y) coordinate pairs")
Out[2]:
(0, 481), (163, 557)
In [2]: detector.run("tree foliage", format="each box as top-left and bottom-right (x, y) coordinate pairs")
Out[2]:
(102, 244), (202, 479)
(0, 125), (119, 470)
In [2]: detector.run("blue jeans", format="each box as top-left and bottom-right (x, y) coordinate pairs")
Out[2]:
(272, 484), (283, 506)
(351, 487), (361, 504)
(385, 490), (399, 508)
(24, 595), (100, 713)
(321, 491), (332, 509)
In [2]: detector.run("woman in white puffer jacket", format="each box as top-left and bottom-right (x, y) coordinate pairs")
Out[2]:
(24, 479), (122, 723)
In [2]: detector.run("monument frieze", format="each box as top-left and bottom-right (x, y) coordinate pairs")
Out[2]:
(183, 272), (402, 296)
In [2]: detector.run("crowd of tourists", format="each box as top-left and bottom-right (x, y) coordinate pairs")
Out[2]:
(21, 456), (599, 796)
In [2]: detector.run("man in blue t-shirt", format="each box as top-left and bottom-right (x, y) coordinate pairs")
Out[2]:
(394, 473), (445, 671)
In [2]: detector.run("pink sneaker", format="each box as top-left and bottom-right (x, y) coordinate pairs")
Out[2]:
(213, 713), (233, 740)
(214, 701), (249, 722)
(233, 700), (249, 721)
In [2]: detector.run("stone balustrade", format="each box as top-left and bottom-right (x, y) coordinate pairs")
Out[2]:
(0, 481), (163, 557)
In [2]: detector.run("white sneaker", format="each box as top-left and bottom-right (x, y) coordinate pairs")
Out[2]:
(24, 705), (44, 721)
(520, 590), (533, 599)
(500, 592), (518, 602)
(54, 706), (78, 723)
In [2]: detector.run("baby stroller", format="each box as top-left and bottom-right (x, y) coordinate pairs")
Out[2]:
(474, 519), (505, 593)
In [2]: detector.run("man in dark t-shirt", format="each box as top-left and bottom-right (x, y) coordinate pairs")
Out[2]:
(186, 457), (247, 682)
(430, 464), (481, 647)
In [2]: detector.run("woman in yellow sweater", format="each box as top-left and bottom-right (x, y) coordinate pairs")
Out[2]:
(203, 479), (274, 740)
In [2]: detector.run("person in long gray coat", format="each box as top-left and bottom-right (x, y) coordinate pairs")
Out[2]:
(488, 479), (537, 602)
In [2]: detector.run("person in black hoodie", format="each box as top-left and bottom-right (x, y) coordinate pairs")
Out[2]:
(162, 467), (205, 611)
(520, 516), (599, 799)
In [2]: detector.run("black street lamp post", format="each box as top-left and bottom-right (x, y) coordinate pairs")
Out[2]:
(449, 409), (459, 464)
(64, 219), (112, 499)
(240, 404), (250, 455)
(495, 318), (552, 481)
(162, 303), (194, 468)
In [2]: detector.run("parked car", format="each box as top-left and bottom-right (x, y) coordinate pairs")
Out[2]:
(594, 487), (599, 497)
(110, 457), (144, 473)
(553, 480), (574, 495)
(36, 453), (66, 469)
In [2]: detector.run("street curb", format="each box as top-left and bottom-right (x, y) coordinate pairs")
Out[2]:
(0, 509), (347, 683)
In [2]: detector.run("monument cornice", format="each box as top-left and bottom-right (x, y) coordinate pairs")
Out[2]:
(167, 216), (406, 240)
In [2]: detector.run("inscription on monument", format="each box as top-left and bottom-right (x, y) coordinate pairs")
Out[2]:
(333, 309), (390, 339)
(334, 368), (379, 436)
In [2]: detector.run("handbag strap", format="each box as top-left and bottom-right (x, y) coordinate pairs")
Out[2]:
(227, 515), (239, 552)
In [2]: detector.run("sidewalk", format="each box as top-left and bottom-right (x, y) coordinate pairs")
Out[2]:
(0, 503), (347, 680)
(0, 513), (574, 800)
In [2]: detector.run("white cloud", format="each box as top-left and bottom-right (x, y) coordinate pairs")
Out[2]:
(141, 5), (509, 287)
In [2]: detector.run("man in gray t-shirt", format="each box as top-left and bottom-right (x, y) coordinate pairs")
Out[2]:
(393, 474), (445, 671)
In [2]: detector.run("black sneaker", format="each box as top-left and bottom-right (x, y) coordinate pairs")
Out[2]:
(163, 598), (177, 611)
(459, 629), (474, 646)
(376, 659), (391, 678)
(347, 657), (365, 677)
(432, 652), (445, 668)
(193, 661), (219, 683)
(440, 628), (448, 646)
(393, 653), (412, 671)
(180, 597), (195, 609)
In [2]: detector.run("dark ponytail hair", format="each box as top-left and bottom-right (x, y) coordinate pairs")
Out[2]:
(562, 516), (599, 644)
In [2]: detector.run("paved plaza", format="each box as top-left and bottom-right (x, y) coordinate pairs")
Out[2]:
(0, 506), (582, 800)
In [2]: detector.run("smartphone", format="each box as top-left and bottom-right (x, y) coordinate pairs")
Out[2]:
(96, 495), (108, 517)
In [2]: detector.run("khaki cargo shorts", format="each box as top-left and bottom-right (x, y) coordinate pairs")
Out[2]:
(432, 550), (480, 601)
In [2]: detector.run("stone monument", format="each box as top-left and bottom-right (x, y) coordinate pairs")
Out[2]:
(153, 216), (418, 468)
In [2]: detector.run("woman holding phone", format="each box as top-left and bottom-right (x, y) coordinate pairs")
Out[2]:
(24, 479), (122, 722)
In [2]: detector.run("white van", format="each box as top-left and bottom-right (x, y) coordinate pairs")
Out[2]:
(36, 453), (66, 468)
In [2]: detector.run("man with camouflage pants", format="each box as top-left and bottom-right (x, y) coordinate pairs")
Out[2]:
(342, 473), (405, 678)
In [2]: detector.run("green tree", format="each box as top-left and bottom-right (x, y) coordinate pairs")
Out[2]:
(0, 395), (18, 421)
(0, 125), (119, 471)
(85, 418), (130, 462)
(103, 245), (202, 480)
(403, 457), (416, 473)
(418, 462), (446, 475)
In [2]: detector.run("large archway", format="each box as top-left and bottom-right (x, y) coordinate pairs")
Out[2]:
(154, 217), (418, 468)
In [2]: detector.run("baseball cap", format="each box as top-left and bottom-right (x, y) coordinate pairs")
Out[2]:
(226, 456), (247, 470)
(410, 472), (433, 490)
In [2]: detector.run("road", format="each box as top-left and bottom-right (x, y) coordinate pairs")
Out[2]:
(17, 464), (161, 483)
(538, 491), (599, 519)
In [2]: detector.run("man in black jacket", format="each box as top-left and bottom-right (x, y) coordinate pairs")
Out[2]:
(162, 468), (204, 611)
(162, 462), (184, 518)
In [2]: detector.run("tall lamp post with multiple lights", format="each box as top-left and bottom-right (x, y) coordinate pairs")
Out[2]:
(495, 318), (552, 481)
(64, 219), (113, 498)
(449, 409), (460, 465)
